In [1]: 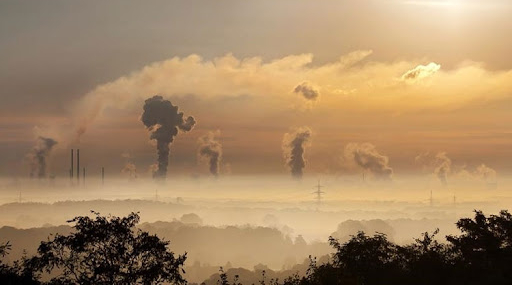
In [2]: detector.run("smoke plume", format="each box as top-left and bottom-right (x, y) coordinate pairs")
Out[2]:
(141, 95), (196, 179)
(29, 136), (58, 178)
(415, 152), (451, 186)
(282, 127), (312, 179)
(342, 143), (393, 180)
(294, 82), (319, 101)
(121, 162), (138, 179)
(474, 164), (497, 181)
(198, 131), (223, 177)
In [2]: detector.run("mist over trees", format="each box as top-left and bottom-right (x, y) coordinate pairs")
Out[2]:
(1, 210), (512, 284)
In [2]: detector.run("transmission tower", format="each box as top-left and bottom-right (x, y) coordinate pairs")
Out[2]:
(312, 180), (325, 208)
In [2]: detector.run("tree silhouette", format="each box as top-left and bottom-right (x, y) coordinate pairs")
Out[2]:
(0, 241), (40, 285)
(447, 210), (512, 284)
(29, 211), (187, 285)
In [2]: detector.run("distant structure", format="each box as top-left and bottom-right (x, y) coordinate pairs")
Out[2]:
(83, 167), (86, 186)
(102, 167), (105, 186)
(312, 180), (325, 208)
(76, 149), (80, 183)
(70, 149), (74, 180)
(429, 189), (433, 207)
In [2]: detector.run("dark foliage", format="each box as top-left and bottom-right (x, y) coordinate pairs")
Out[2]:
(27, 211), (187, 285)
(3, 210), (512, 285)
(208, 210), (512, 285)
(0, 241), (40, 285)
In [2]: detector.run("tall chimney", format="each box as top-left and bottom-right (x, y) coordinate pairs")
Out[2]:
(102, 167), (105, 185)
(76, 149), (80, 182)
(83, 167), (85, 186)
(71, 149), (74, 179)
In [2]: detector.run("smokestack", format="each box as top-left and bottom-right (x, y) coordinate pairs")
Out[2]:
(76, 149), (80, 182)
(102, 167), (104, 185)
(71, 149), (74, 179)
(83, 167), (85, 185)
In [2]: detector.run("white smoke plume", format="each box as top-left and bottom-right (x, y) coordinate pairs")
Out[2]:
(341, 143), (393, 180)
(198, 131), (223, 177)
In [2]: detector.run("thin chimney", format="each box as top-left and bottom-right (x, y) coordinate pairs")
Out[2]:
(102, 167), (105, 186)
(76, 149), (80, 182)
(83, 167), (85, 186)
(71, 149), (74, 179)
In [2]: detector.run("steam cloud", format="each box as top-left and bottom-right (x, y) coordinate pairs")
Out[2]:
(198, 131), (223, 177)
(294, 82), (319, 101)
(415, 152), (451, 186)
(342, 143), (393, 180)
(282, 127), (312, 179)
(29, 136), (58, 178)
(141, 95), (196, 179)
(401, 62), (441, 81)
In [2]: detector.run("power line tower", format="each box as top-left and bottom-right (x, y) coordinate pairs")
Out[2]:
(312, 180), (325, 209)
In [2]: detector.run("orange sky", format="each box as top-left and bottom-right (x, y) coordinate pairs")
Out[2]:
(0, 0), (511, 178)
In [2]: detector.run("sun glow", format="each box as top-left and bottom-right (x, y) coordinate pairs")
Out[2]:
(403, 0), (463, 7)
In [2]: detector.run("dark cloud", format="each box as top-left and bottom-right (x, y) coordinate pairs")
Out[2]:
(283, 127), (312, 179)
(294, 82), (319, 101)
(141, 95), (196, 179)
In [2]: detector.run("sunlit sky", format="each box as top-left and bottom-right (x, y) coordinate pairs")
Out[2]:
(1, 0), (511, 177)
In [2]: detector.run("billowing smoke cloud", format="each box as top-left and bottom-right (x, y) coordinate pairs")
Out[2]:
(294, 82), (319, 101)
(342, 143), (393, 180)
(401, 62), (441, 81)
(141, 95), (196, 179)
(282, 127), (312, 179)
(415, 152), (451, 186)
(29, 136), (58, 178)
(197, 131), (223, 177)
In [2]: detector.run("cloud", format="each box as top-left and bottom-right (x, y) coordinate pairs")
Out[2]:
(70, 51), (512, 143)
(401, 62), (441, 82)
(294, 82), (319, 101)
(341, 143), (393, 180)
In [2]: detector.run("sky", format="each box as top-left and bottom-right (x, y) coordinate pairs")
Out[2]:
(1, 0), (511, 178)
